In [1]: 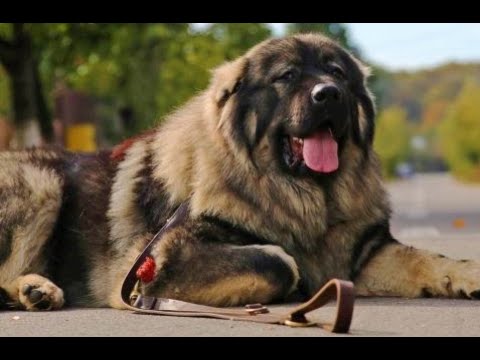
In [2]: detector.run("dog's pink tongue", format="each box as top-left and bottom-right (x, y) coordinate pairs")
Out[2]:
(303, 130), (339, 173)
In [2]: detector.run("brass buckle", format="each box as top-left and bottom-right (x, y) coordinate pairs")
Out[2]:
(129, 280), (141, 305)
(284, 319), (316, 328)
(284, 315), (316, 327)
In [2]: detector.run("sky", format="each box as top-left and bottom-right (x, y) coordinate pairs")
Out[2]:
(269, 23), (480, 71)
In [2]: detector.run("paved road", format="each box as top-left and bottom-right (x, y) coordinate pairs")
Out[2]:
(2, 293), (480, 337)
(389, 173), (480, 239)
(2, 173), (480, 337)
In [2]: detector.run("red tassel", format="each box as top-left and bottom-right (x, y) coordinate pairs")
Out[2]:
(136, 256), (156, 283)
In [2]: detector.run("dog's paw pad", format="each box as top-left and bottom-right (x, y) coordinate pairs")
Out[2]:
(18, 275), (64, 311)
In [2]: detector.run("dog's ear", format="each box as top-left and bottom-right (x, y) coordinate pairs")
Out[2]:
(357, 87), (376, 145)
(210, 57), (248, 108)
(353, 59), (376, 145)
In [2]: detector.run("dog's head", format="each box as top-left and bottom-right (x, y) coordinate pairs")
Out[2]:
(208, 33), (375, 179)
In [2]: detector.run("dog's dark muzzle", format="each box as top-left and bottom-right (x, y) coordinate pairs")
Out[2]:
(292, 83), (348, 138)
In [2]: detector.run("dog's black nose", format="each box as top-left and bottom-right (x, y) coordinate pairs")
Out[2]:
(311, 84), (341, 104)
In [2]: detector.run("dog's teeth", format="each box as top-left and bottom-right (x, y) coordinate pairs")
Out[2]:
(292, 137), (303, 145)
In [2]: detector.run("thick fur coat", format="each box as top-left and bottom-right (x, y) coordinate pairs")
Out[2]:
(1, 34), (480, 311)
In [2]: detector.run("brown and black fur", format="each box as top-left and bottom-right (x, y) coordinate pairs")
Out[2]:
(2, 34), (480, 311)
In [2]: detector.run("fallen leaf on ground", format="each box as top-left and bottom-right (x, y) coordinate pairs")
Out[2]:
(452, 218), (466, 229)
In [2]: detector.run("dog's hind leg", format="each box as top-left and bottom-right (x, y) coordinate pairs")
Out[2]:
(0, 161), (65, 310)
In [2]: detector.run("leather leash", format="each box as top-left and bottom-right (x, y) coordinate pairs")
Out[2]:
(121, 202), (355, 333)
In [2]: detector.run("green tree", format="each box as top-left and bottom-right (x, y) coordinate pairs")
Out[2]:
(113, 23), (271, 132)
(150, 23), (273, 124)
(286, 23), (359, 54)
(0, 23), (125, 145)
(0, 23), (53, 145)
(207, 23), (272, 60)
(155, 30), (224, 122)
(0, 23), (272, 144)
(0, 23), (191, 144)
(36, 23), (191, 137)
(438, 80), (480, 182)
(374, 106), (411, 178)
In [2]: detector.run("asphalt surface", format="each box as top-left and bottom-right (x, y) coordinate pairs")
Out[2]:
(389, 173), (480, 238)
(2, 173), (480, 337)
(2, 293), (480, 337)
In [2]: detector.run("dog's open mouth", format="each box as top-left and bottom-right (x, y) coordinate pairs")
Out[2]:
(283, 128), (339, 173)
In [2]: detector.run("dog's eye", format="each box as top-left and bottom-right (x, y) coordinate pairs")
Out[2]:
(274, 70), (296, 83)
(329, 65), (346, 79)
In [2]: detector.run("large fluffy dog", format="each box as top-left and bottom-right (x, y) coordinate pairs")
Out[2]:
(1, 34), (480, 311)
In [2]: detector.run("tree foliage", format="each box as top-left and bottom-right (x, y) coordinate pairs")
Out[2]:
(286, 23), (356, 52)
(207, 23), (271, 60)
(374, 106), (412, 178)
(0, 23), (274, 144)
(379, 63), (480, 123)
(438, 80), (480, 182)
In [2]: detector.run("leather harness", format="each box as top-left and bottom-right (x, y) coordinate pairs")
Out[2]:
(121, 202), (355, 333)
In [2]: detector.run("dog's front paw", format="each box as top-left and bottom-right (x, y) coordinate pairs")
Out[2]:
(443, 261), (480, 299)
(18, 274), (64, 311)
